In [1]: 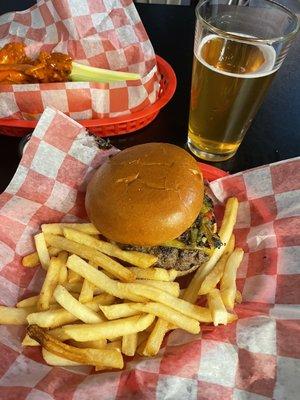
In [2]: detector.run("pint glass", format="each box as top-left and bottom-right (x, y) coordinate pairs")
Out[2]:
(188, 0), (299, 161)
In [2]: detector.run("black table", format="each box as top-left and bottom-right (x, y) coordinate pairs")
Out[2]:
(0, 2), (299, 193)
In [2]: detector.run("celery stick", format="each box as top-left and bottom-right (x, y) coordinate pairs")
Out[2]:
(70, 62), (140, 83)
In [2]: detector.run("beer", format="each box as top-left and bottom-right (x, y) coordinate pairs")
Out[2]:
(188, 34), (277, 160)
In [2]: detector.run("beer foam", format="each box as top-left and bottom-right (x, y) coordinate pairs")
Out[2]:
(196, 34), (277, 78)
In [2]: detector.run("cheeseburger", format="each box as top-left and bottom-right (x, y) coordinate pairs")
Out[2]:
(86, 143), (221, 276)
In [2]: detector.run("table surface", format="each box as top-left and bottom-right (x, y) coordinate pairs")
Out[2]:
(0, 1), (299, 193)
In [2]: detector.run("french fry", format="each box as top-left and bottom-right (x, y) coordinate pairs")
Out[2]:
(42, 348), (83, 366)
(66, 255), (146, 302)
(135, 280), (180, 297)
(227, 313), (238, 323)
(108, 336), (122, 342)
(53, 285), (104, 324)
(122, 333), (138, 356)
(17, 293), (78, 308)
(44, 234), (135, 282)
(0, 306), (35, 325)
(89, 293), (116, 306)
(183, 197), (239, 304)
(137, 330), (151, 346)
(28, 325), (123, 369)
(136, 339), (148, 356)
(63, 281), (84, 293)
(58, 251), (68, 284)
(79, 261), (97, 304)
(68, 339), (107, 349)
(130, 303), (200, 334)
(128, 267), (177, 282)
(64, 283), (104, 296)
(50, 314), (155, 342)
(63, 227), (157, 269)
(17, 295), (41, 308)
(68, 270), (83, 284)
(37, 257), (61, 311)
(27, 294), (114, 328)
(27, 303), (99, 329)
(199, 234), (235, 295)
(94, 366), (114, 372)
(94, 366), (111, 371)
(22, 246), (61, 268)
(143, 318), (169, 357)
(22, 252), (40, 268)
(42, 223), (99, 236)
(235, 290), (243, 304)
(99, 303), (140, 320)
(16, 294), (57, 308)
(99, 303), (139, 320)
(207, 289), (228, 326)
(124, 283), (212, 322)
(106, 339), (122, 352)
(103, 270), (115, 279)
(49, 247), (61, 256)
(22, 334), (40, 346)
(135, 330), (153, 355)
(28, 307), (81, 328)
(79, 279), (95, 303)
(220, 248), (244, 310)
(34, 232), (50, 270)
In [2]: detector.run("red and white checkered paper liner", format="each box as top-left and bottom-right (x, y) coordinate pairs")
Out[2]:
(0, 0), (160, 120)
(0, 107), (300, 400)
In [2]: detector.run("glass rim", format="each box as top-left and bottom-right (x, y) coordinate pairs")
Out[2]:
(196, 0), (300, 44)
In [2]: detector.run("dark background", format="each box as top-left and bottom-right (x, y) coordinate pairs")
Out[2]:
(0, 1), (299, 193)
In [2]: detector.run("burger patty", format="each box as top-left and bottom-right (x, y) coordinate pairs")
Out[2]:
(121, 194), (221, 272)
(123, 245), (209, 271)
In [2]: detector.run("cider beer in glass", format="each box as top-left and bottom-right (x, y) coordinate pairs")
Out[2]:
(188, 0), (299, 161)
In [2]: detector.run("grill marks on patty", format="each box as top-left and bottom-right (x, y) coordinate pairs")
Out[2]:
(122, 245), (209, 271)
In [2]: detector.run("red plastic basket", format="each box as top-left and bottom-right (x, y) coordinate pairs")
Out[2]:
(0, 55), (176, 138)
(198, 162), (229, 181)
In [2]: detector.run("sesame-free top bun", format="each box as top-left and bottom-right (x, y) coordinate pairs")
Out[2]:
(85, 143), (204, 246)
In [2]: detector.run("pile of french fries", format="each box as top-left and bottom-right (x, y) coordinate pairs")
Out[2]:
(0, 197), (243, 371)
